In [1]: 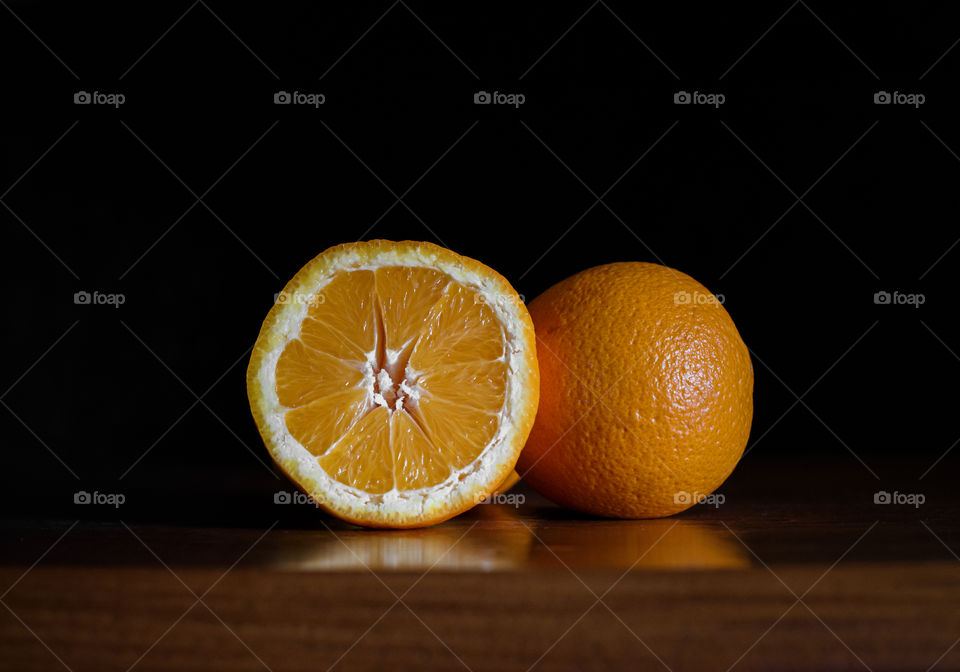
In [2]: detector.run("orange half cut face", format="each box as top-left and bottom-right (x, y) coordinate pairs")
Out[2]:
(247, 240), (539, 528)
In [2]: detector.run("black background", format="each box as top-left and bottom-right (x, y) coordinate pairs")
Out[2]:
(1, 2), (958, 522)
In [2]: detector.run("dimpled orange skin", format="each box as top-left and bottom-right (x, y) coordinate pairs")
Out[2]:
(516, 262), (753, 518)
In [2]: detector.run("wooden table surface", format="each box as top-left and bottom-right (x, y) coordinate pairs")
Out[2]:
(2, 456), (958, 671)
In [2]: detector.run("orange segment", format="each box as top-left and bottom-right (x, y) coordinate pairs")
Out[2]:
(276, 339), (363, 408)
(299, 270), (377, 360)
(416, 397), (499, 470)
(409, 284), (506, 370)
(390, 409), (458, 490)
(284, 388), (368, 456)
(317, 406), (394, 495)
(416, 359), (508, 411)
(375, 266), (449, 351)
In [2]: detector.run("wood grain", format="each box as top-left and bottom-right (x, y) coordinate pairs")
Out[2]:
(2, 471), (959, 671)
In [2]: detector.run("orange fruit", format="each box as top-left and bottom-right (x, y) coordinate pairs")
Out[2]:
(516, 262), (752, 518)
(247, 240), (539, 528)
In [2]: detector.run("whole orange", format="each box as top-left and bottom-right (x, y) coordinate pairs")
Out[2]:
(516, 262), (753, 518)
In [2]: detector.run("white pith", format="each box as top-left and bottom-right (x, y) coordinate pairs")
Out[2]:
(250, 245), (532, 524)
(368, 343), (423, 412)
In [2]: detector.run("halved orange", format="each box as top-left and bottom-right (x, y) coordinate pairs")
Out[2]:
(247, 240), (539, 528)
